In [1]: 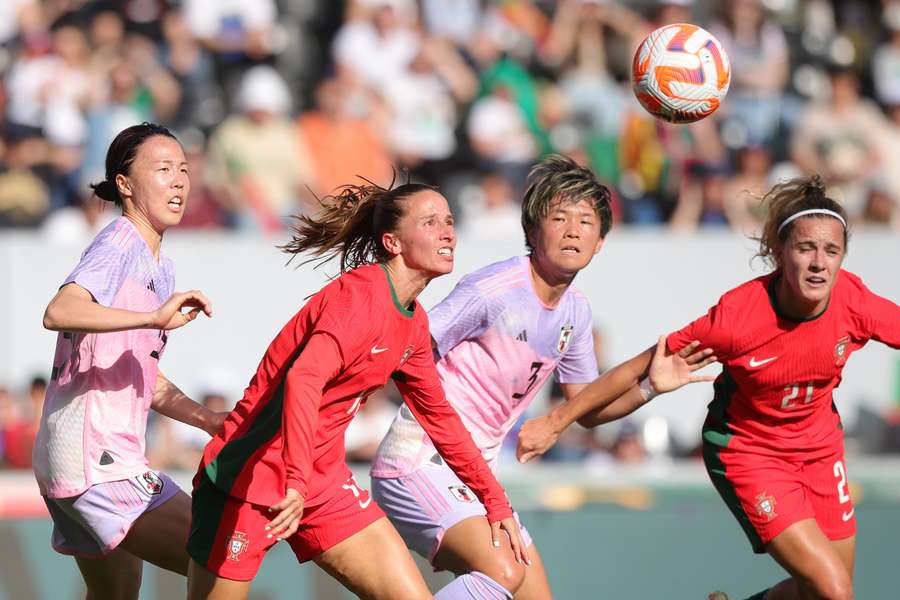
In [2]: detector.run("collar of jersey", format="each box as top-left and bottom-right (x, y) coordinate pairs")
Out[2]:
(378, 263), (415, 318)
(767, 273), (830, 323)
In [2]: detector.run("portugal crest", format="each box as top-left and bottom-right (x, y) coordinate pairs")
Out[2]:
(833, 336), (850, 366)
(226, 532), (249, 562)
(557, 325), (575, 354)
(755, 492), (777, 522)
(400, 345), (415, 365)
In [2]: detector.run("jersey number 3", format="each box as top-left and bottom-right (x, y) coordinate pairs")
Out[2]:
(513, 362), (543, 401)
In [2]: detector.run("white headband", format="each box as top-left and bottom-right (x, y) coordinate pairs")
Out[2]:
(777, 209), (847, 235)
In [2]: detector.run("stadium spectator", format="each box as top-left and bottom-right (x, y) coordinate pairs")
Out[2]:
(332, 0), (420, 89)
(297, 76), (393, 197)
(791, 65), (888, 219)
(710, 0), (790, 147)
(205, 65), (315, 232)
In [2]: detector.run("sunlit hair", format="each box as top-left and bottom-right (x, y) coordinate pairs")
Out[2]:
(281, 177), (437, 272)
(521, 155), (612, 253)
(755, 175), (849, 270)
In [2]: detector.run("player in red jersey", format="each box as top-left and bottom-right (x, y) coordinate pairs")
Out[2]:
(186, 181), (527, 600)
(517, 176), (900, 600)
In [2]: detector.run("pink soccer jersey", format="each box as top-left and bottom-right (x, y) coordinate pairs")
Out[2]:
(33, 217), (175, 498)
(372, 256), (598, 476)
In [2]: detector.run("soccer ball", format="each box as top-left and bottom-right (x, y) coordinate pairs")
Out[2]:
(632, 23), (731, 124)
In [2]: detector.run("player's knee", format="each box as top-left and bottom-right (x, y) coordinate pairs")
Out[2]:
(806, 571), (853, 600)
(481, 558), (526, 594)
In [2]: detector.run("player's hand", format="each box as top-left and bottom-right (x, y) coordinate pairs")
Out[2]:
(267, 488), (304, 541)
(647, 336), (717, 394)
(151, 290), (212, 330)
(491, 516), (530, 566)
(516, 415), (559, 464)
(203, 410), (229, 437)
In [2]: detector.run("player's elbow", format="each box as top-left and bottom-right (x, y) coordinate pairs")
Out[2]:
(43, 302), (62, 331)
(576, 413), (601, 429)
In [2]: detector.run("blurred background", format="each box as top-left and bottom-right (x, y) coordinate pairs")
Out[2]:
(2, 0), (900, 598)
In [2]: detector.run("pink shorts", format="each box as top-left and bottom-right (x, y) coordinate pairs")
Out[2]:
(44, 470), (182, 557)
(371, 459), (532, 568)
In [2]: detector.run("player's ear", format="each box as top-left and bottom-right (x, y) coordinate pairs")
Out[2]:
(115, 173), (132, 200)
(382, 231), (402, 256)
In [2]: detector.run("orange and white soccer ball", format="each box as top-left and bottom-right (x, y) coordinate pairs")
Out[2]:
(632, 23), (731, 124)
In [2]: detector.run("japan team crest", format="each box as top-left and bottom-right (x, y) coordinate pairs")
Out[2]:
(448, 485), (476, 503)
(136, 471), (163, 495)
(557, 325), (575, 354)
(754, 492), (777, 522)
(833, 336), (850, 366)
(226, 532), (249, 562)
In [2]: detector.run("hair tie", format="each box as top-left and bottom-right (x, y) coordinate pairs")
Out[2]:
(776, 209), (847, 235)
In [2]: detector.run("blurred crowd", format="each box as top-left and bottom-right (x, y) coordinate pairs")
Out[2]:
(1, 0), (900, 239)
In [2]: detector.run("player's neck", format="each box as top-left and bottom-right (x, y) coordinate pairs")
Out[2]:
(381, 261), (428, 310)
(529, 257), (573, 308)
(774, 276), (829, 320)
(123, 210), (163, 260)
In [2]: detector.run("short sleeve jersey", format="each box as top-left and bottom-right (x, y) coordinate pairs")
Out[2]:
(667, 270), (900, 460)
(372, 256), (598, 476)
(201, 265), (512, 521)
(33, 217), (176, 497)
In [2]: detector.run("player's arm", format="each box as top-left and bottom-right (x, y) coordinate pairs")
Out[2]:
(866, 289), (900, 349)
(152, 371), (226, 437)
(268, 332), (344, 540)
(43, 282), (212, 333)
(517, 337), (715, 463)
(396, 342), (529, 565)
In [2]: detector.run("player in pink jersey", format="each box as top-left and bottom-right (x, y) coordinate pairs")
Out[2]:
(187, 180), (526, 600)
(518, 176), (900, 600)
(371, 155), (715, 599)
(35, 123), (224, 599)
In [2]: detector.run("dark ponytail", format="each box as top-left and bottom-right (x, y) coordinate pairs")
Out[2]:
(89, 122), (177, 206)
(281, 179), (436, 272)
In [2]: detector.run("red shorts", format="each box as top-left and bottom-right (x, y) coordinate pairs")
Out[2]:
(704, 443), (856, 553)
(187, 471), (384, 580)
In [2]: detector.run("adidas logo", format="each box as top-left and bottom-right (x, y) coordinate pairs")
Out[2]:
(516, 330), (528, 342)
(147, 280), (156, 292)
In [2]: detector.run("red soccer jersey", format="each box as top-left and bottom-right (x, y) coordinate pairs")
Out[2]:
(668, 270), (900, 460)
(200, 264), (513, 522)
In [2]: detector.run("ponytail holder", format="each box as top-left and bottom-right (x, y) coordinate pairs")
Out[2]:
(776, 209), (847, 235)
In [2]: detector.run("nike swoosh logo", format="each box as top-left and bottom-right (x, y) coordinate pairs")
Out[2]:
(842, 508), (854, 522)
(749, 356), (778, 368)
(371, 346), (389, 354)
(359, 496), (372, 509)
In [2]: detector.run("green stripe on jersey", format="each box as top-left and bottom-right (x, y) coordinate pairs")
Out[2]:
(702, 368), (736, 448)
(186, 470), (229, 568)
(702, 367), (765, 552)
(205, 381), (285, 494)
(379, 263), (414, 318)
